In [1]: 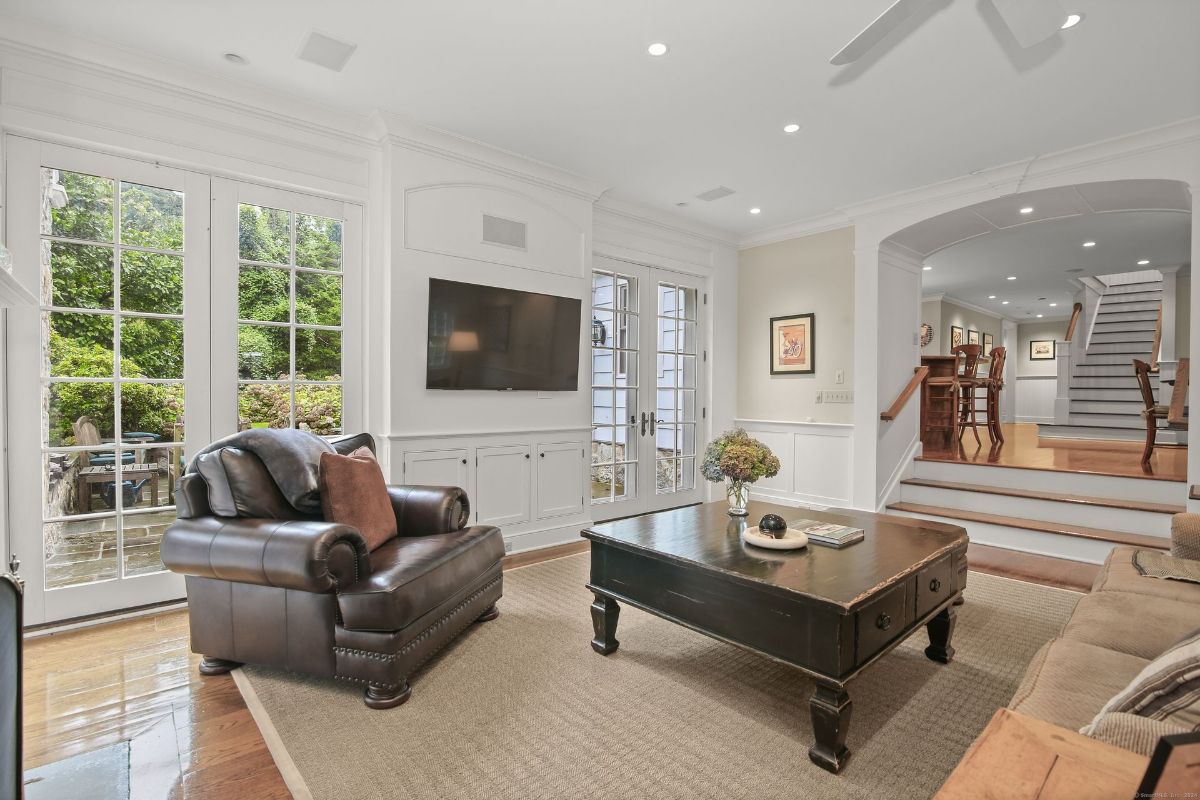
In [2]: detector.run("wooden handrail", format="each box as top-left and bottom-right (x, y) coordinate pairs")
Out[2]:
(881, 366), (929, 421)
(1063, 302), (1083, 343)
(1150, 303), (1163, 373)
(1168, 356), (1188, 425)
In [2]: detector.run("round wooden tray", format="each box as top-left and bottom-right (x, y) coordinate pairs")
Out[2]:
(741, 527), (809, 550)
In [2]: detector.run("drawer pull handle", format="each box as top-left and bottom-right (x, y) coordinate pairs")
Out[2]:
(929, 578), (942, 593)
(876, 613), (892, 631)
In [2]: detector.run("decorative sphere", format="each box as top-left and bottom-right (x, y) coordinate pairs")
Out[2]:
(758, 513), (787, 538)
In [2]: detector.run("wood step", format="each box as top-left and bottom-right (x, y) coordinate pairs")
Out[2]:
(899, 478), (1185, 515)
(886, 502), (1171, 550)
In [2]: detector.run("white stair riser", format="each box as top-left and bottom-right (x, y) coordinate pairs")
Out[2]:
(1080, 353), (1151, 365)
(1100, 291), (1163, 304)
(1094, 313), (1163, 326)
(1086, 342), (1155, 355)
(1071, 368), (1157, 381)
(1092, 320), (1160, 333)
(1103, 282), (1163, 295)
(1038, 425), (1186, 445)
(1089, 331), (1156, 345)
(1096, 300), (1162, 313)
(888, 510), (1123, 565)
(1069, 388), (1145, 401)
(1069, 400), (1146, 414)
(899, 484), (1172, 537)
(1068, 414), (1149, 428)
(912, 459), (1185, 504)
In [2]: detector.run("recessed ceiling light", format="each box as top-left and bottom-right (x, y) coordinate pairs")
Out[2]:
(922, 266), (932, 271)
(783, 123), (801, 134)
(1137, 259), (1150, 265)
(224, 52), (247, 65)
(988, 295), (996, 299)
(1061, 13), (1083, 30)
(1049, 302), (1058, 307)
(647, 42), (669, 57)
(1019, 207), (1034, 214)
(1007, 276), (1017, 280)
(1037, 314), (1044, 318)
(749, 207), (761, 215)
(1082, 241), (1096, 247)
(1001, 301), (1010, 305)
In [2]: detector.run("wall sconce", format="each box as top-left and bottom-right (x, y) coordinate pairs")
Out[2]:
(591, 316), (607, 346)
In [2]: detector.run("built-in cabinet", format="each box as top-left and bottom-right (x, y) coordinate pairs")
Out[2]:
(391, 429), (590, 553)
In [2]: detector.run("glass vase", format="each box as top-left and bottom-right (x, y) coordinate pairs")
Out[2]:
(726, 479), (750, 516)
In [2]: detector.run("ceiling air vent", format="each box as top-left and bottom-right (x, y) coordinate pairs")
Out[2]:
(482, 214), (527, 250)
(695, 186), (736, 202)
(297, 31), (358, 72)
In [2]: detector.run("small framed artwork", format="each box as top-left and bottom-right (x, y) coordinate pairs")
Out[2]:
(770, 313), (815, 375)
(967, 329), (980, 346)
(1136, 731), (1200, 798)
(983, 333), (993, 354)
(1029, 340), (1055, 360)
(950, 326), (964, 349)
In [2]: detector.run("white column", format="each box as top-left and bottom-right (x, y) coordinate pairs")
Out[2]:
(1188, 189), (1200, 512)
(1001, 319), (1018, 422)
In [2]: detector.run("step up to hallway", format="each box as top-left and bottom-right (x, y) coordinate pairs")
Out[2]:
(1038, 424), (1187, 444)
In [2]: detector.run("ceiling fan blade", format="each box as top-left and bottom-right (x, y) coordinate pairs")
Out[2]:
(830, 0), (937, 65)
(988, 0), (1067, 48)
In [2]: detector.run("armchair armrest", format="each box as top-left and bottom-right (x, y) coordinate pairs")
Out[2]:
(387, 486), (470, 536)
(1171, 513), (1200, 561)
(161, 516), (369, 593)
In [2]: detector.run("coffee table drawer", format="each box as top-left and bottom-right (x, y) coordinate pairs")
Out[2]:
(855, 581), (910, 662)
(916, 555), (954, 619)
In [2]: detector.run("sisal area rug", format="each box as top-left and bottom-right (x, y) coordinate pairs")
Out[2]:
(234, 553), (1080, 800)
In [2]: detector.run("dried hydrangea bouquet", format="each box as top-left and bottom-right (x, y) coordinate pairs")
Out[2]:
(701, 428), (781, 516)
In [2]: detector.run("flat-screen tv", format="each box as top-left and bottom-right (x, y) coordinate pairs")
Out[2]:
(426, 278), (582, 391)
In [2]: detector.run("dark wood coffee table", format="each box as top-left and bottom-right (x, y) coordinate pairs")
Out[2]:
(582, 500), (969, 774)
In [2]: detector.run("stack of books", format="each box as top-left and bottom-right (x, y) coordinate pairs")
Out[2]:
(787, 519), (865, 548)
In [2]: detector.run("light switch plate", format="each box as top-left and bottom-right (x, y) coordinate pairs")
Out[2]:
(823, 389), (854, 403)
(835, 369), (844, 384)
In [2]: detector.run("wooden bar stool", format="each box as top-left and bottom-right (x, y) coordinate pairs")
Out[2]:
(984, 346), (1007, 444)
(923, 352), (964, 443)
(952, 344), (984, 446)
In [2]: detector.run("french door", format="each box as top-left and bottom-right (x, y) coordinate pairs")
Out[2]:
(590, 256), (706, 521)
(5, 138), (210, 624)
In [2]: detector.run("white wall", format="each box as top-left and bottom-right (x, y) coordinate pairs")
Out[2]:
(938, 300), (1003, 356)
(737, 227), (855, 424)
(920, 299), (941, 354)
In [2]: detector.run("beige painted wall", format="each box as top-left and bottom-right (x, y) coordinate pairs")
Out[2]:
(920, 299), (941, 354)
(939, 300), (1003, 356)
(1016, 319), (1067, 376)
(738, 227), (855, 423)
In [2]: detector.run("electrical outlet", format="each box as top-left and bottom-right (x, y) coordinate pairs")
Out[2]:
(823, 389), (854, 403)
(814, 390), (823, 403)
(835, 369), (844, 385)
(503, 540), (513, 553)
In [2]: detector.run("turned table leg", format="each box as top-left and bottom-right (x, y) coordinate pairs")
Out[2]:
(925, 605), (958, 663)
(809, 682), (852, 774)
(590, 594), (620, 655)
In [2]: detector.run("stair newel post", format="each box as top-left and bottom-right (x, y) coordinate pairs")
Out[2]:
(1053, 341), (1071, 425)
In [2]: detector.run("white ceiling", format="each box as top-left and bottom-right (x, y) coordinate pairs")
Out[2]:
(919, 201), (1191, 321)
(2, 1), (1198, 234)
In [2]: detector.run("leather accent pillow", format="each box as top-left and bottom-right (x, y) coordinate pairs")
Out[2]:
(319, 447), (397, 552)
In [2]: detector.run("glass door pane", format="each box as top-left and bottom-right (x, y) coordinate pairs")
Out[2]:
(591, 268), (640, 509)
(654, 281), (699, 495)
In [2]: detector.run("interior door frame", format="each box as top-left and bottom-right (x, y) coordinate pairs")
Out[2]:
(4, 136), (209, 624)
(590, 255), (709, 522)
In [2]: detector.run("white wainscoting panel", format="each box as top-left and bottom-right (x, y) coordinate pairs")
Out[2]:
(734, 420), (854, 508)
(1015, 375), (1057, 423)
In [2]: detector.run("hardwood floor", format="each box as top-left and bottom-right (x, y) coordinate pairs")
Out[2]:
(22, 537), (1098, 798)
(920, 422), (1188, 482)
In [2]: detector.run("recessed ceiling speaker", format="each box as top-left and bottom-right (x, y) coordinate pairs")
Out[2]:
(297, 31), (358, 72)
(482, 214), (527, 250)
(695, 186), (736, 202)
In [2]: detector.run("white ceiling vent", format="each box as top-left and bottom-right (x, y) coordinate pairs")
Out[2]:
(482, 214), (527, 250)
(695, 186), (736, 202)
(297, 31), (358, 72)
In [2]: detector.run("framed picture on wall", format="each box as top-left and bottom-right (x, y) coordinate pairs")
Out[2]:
(983, 333), (993, 354)
(770, 313), (815, 374)
(950, 326), (964, 348)
(1029, 340), (1055, 360)
(967, 329), (980, 346)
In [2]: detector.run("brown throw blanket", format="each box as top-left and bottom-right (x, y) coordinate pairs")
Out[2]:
(1134, 549), (1200, 585)
(186, 429), (334, 515)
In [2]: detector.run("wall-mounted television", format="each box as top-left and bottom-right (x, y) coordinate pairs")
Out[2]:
(426, 278), (582, 391)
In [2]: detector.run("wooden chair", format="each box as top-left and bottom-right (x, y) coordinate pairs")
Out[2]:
(1134, 359), (1187, 465)
(952, 345), (985, 446)
(923, 349), (971, 443)
(985, 346), (1007, 444)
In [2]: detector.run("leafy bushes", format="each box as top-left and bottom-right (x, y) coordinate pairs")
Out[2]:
(238, 378), (342, 434)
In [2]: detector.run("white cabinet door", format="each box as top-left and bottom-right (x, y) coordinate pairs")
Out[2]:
(402, 448), (469, 488)
(476, 445), (531, 527)
(536, 442), (585, 520)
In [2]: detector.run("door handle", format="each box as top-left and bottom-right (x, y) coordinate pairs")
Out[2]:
(640, 412), (649, 437)
(649, 412), (656, 435)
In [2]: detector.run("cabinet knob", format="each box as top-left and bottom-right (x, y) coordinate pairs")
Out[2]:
(876, 613), (892, 631)
(524, 453), (530, 459)
(540, 452), (545, 458)
(461, 458), (467, 464)
(929, 578), (942, 593)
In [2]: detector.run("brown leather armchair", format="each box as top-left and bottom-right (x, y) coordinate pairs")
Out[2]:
(161, 433), (503, 708)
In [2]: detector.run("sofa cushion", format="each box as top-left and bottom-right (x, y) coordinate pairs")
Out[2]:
(337, 526), (504, 631)
(1086, 711), (1190, 756)
(1172, 513), (1200, 561)
(1061, 591), (1200, 660)
(195, 447), (306, 520)
(1083, 629), (1200, 739)
(1009, 638), (1150, 731)
(319, 448), (397, 552)
(1092, 546), (1200, 604)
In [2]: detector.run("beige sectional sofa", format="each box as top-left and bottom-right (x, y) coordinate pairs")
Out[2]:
(1008, 514), (1200, 751)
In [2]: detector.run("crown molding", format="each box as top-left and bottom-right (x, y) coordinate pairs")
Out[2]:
(738, 116), (1200, 250)
(594, 196), (740, 248)
(922, 293), (946, 303)
(937, 294), (1014, 322)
